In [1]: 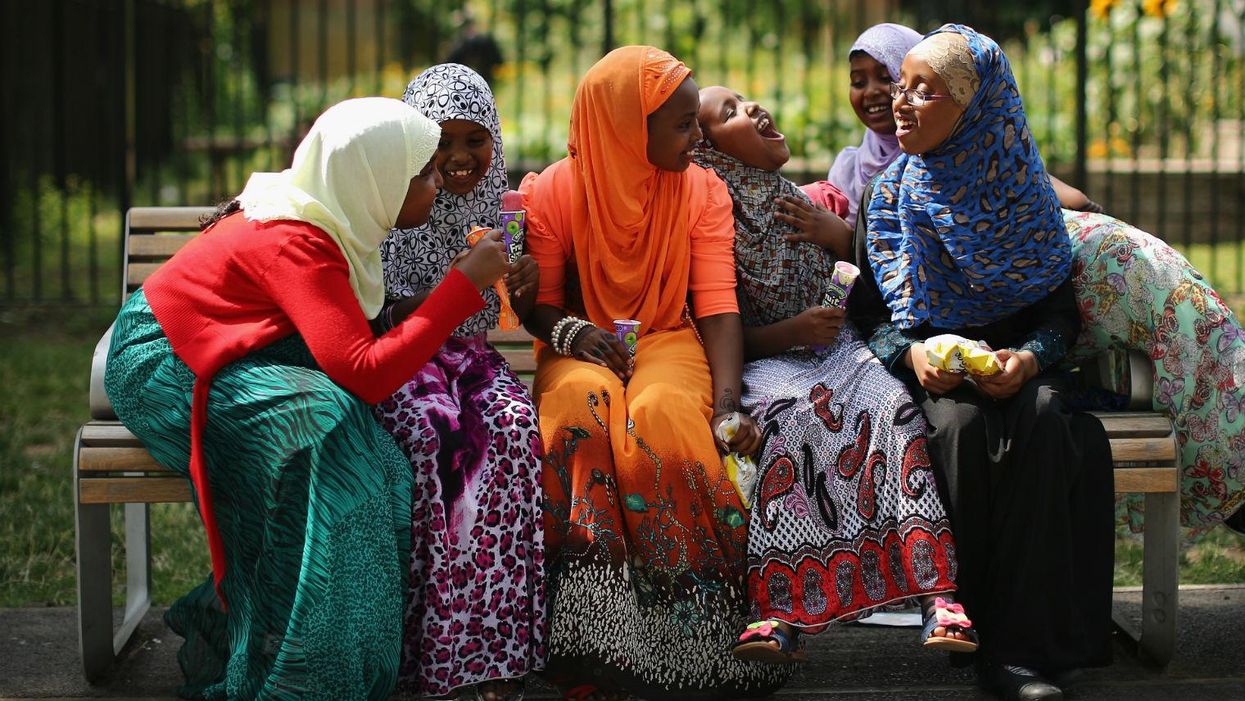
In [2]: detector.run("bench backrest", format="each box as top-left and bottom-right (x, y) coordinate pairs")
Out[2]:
(121, 206), (537, 380)
(123, 207), (214, 300)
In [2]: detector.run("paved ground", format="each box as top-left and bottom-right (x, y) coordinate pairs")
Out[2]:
(1, 586), (1242, 700)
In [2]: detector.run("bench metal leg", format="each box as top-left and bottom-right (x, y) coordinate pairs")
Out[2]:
(1138, 489), (1179, 666)
(1114, 489), (1180, 668)
(119, 501), (153, 651)
(75, 433), (153, 681)
(75, 434), (116, 681)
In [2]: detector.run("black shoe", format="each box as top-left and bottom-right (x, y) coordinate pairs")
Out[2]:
(990, 664), (1064, 701)
(1225, 504), (1245, 536)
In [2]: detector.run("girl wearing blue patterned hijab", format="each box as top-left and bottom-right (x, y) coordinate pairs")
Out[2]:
(853, 26), (1115, 701)
(865, 24), (1072, 331)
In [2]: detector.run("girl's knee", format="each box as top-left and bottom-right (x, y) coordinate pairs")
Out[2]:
(628, 382), (705, 431)
(926, 398), (990, 445)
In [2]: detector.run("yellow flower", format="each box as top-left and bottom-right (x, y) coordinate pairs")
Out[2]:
(1143, 0), (1179, 17)
(1088, 139), (1110, 159)
(1090, 0), (1119, 20)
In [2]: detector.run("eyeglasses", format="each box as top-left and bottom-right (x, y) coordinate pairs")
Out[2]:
(889, 82), (952, 108)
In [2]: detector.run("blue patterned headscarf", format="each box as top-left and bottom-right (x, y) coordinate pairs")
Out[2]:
(865, 24), (1071, 330)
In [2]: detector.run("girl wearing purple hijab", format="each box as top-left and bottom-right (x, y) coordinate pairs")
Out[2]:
(830, 23), (1245, 539)
(827, 23), (923, 228)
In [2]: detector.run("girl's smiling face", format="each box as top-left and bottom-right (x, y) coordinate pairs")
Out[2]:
(645, 76), (703, 172)
(697, 86), (790, 172)
(435, 118), (493, 195)
(849, 52), (897, 135)
(893, 52), (966, 155)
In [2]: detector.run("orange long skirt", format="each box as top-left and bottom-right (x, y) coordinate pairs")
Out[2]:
(533, 327), (790, 700)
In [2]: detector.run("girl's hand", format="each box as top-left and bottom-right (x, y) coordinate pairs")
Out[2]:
(452, 229), (508, 291)
(974, 349), (1036, 400)
(570, 325), (633, 380)
(504, 254), (539, 298)
(908, 342), (965, 395)
(793, 305), (845, 347)
(710, 412), (762, 457)
(776, 196), (851, 252)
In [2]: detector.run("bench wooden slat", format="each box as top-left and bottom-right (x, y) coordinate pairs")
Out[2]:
(1114, 466), (1178, 493)
(127, 207), (213, 231)
(127, 262), (163, 289)
(489, 328), (536, 344)
(127, 233), (197, 259)
(1106, 437), (1177, 464)
(80, 422), (142, 447)
(1093, 411), (1176, 438)
(79, 446), (170, 473)
(79, 477), (192, 504)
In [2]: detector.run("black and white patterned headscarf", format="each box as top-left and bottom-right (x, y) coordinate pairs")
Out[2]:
(381, 63), (508, 337)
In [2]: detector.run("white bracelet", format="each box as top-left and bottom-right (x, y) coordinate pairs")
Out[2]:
(552, 315), (586, 356)
(551, 316), (576, 354)
(562, 319), (593, 356)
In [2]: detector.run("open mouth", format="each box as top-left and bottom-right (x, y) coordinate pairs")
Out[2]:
(756, 113), (784, 140)
(894, 115), (916, 137)
(864, 103), (889, 116)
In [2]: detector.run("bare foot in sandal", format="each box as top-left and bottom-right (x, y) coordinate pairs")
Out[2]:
(732, 619), (807, 663)
(919, 595), (979, 652)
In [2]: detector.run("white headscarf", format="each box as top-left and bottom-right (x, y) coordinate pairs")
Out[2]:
(237, 97), (441, 317)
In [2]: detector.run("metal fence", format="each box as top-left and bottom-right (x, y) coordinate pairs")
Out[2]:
(3, 0), (1244, 305)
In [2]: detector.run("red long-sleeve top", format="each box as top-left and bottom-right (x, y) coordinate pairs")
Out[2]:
(142, 211), (484, 596)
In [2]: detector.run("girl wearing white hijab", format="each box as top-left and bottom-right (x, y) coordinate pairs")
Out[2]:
(103, 97), (509, 700)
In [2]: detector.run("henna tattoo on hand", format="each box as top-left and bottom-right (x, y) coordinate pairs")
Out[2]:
(717, 389), (737, 416)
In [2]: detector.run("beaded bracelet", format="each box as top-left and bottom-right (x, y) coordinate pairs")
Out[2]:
(551, 316), (579, 355)
(561, 319), (594, 356)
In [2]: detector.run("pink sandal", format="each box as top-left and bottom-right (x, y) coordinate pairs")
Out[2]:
(731, 619), (807, 663)
(921, 597), (979, 653)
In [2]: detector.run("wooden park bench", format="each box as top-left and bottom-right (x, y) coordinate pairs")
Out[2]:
(73, 206), (1178, 680)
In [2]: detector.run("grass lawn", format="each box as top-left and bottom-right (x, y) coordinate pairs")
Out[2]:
(1, 305), (1243, 608)
(0, 306), (208, 607)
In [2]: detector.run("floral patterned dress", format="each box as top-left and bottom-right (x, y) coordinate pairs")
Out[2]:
(1064, 210), (1245, 532)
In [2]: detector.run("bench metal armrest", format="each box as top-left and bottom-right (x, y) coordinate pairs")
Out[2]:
(89, 323), (117, 421)
(1125, 349), (1154, 410)
(1084, 349), (1155, 412)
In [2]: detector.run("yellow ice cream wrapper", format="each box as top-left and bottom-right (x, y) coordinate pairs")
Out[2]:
(924, 334), (1001, 376)
(961, 344), (1002, 376)
(925, 334), (968, 373)
(714, 412), (757, 508)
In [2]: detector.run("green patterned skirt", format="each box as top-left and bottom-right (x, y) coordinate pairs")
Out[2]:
(103, 289), (415, 700)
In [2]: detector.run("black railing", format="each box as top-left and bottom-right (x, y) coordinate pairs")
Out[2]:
(2, 0), (1244, 304)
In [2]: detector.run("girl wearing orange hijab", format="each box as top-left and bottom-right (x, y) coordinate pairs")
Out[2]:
(520, 47), (791, 700)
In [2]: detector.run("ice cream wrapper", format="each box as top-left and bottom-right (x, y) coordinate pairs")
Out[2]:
(466, 226), (520, 330)
(924, 334), (1001, 376)
(821, 261), (860, 308)
(613, 319), (640, 356)
(499, 210), (526, 263)
(714, 412), (757, 508)
(812, 261), (861, 353)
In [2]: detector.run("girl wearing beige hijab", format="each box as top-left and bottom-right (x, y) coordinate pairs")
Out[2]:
(103, 97), (509, 700)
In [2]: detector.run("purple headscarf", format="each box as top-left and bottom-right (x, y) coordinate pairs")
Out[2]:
(826, 23), (924, 227)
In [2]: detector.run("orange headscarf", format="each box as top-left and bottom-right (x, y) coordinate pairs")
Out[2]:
(564, 45), (701, 331)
